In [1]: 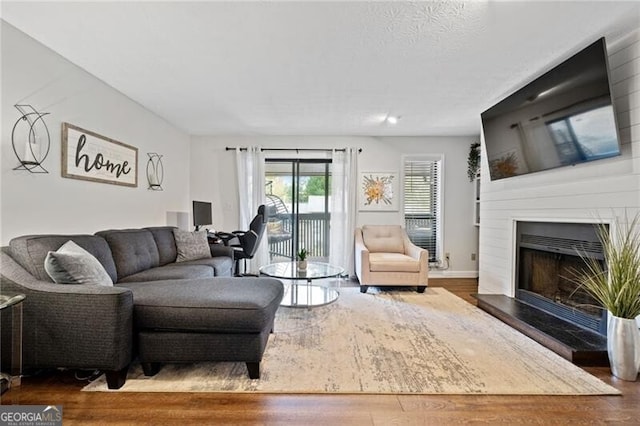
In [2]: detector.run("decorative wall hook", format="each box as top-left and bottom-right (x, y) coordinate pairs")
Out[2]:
(147, 152), (164, 190)
(11, 104), (51, 173)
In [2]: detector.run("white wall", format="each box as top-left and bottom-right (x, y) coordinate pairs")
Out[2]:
(190, 135), (479, 277)
(0, 22), (191, 244)
(478, 29), (640, 295)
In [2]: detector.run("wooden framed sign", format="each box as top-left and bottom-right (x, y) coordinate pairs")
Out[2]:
(61, 123), (138, 187)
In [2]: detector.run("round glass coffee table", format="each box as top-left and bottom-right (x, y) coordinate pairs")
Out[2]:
(259, 261), (343, 308)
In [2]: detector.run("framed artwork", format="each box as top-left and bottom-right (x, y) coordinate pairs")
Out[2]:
(62, 123), (138, 187)
(358, 171), (399, 211)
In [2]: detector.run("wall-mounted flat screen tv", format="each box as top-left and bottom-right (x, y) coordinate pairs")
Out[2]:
(481, 38), (621, 181)
(192, 200), (212, 230)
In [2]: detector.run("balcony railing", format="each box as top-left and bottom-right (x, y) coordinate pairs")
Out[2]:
(267, 212), (330, 261)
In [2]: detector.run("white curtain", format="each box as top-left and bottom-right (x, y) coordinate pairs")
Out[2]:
(235, 147), (268, 271)
(329, 148), (358, 276)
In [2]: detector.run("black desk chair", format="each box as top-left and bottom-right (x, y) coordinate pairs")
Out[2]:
(216, 205), (267, 276)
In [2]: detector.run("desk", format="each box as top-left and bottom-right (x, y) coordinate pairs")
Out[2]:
(207, 233), (222, 245)
(259, 262), (342, 308)
(0, 293), (25, 393)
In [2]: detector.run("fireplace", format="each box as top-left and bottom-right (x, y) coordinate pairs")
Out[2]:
(515, 221), (607, 335)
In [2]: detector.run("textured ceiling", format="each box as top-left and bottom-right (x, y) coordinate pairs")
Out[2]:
(2, 1), (639, 136)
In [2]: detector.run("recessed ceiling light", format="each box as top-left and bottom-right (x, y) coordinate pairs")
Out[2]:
(385, 115), (400, 125)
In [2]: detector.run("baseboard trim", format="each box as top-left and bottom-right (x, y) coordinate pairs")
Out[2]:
(428, 270), (478, 279)
(347, 270), (478, 281)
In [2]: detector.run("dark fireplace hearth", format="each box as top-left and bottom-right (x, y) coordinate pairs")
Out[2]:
(476, 221), (609, 366)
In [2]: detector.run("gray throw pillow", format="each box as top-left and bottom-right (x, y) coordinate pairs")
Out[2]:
(173, 229), (211, 262)
(44, 240), (113, 286)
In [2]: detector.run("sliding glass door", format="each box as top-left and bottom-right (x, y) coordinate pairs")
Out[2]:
(264, 159), (331, 263)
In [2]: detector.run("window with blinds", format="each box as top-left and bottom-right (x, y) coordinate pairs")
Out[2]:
(403, 156), (441, 263)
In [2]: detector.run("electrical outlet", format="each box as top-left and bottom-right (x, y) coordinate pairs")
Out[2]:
(445, 252), (450, 261)
(471, 253), (477, 261)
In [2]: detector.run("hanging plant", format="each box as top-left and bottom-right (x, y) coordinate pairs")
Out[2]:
(467, 142), (481, 182)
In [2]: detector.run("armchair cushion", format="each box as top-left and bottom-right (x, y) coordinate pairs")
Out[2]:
(362, 225), (405, 253)
(368, 253), (421, 273)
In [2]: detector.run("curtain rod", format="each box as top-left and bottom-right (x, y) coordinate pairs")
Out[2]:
(225, 147), (362, 153)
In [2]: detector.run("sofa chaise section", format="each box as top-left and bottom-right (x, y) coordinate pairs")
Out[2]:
(124, 277), (284, 379)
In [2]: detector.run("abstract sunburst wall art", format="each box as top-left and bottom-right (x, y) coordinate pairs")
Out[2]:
(359, 172), (399, 211)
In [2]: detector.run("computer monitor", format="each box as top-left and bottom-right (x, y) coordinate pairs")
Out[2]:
(192, 201), (212, 231)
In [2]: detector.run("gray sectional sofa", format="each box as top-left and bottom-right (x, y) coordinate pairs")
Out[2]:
(0, 226), (284, 389)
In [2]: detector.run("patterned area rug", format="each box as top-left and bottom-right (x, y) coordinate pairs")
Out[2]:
(84, 287), (619, 394)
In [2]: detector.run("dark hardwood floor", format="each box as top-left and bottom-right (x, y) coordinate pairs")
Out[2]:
(2, 279), (638, 425)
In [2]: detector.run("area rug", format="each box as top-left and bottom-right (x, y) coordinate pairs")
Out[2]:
(83, 287), (619, 395)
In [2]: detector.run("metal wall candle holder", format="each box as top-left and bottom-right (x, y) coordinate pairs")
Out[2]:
(11, 104), (51, 173)
(147, 153), (164, 190)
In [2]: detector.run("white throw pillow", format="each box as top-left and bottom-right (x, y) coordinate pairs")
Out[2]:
(44, 240), (113, 286)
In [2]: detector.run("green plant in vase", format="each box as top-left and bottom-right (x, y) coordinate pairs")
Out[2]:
(467, 142), (481, 182)
(571, 213), (640, 381)
(297, 248), (308, 271)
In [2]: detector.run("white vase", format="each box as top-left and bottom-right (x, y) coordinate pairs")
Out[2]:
(607, 315), (640, 381)
(297, 260), (307, 271)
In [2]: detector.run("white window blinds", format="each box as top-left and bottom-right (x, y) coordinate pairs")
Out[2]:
(403, 157), (441, 262)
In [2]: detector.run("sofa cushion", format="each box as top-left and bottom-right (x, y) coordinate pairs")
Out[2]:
(117, 264), (214, 283)
(144, 226), (178, 266)
(179, 257), (234, 277)
(122, 278), (284, 333)
(362, 225), (405, 254)
(173, 229), (211, 262)
(44, 240), (113, 286)
(96, 229), (160, 281)
(9, 234), (117, 283)
(369, 252), (421, 273)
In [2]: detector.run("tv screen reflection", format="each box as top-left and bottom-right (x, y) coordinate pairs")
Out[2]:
(481, 38), (621, 181)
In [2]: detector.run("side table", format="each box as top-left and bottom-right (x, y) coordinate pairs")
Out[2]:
(1, 293), (25, 394)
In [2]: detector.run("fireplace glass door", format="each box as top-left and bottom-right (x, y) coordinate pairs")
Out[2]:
(518, 248), (604, 317)
(515, 221), (608, 335)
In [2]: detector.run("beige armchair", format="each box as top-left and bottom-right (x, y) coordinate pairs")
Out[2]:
(354, 225), (429, 294)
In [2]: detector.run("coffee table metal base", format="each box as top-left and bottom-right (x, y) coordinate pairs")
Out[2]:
(281, 283), (339, 308)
